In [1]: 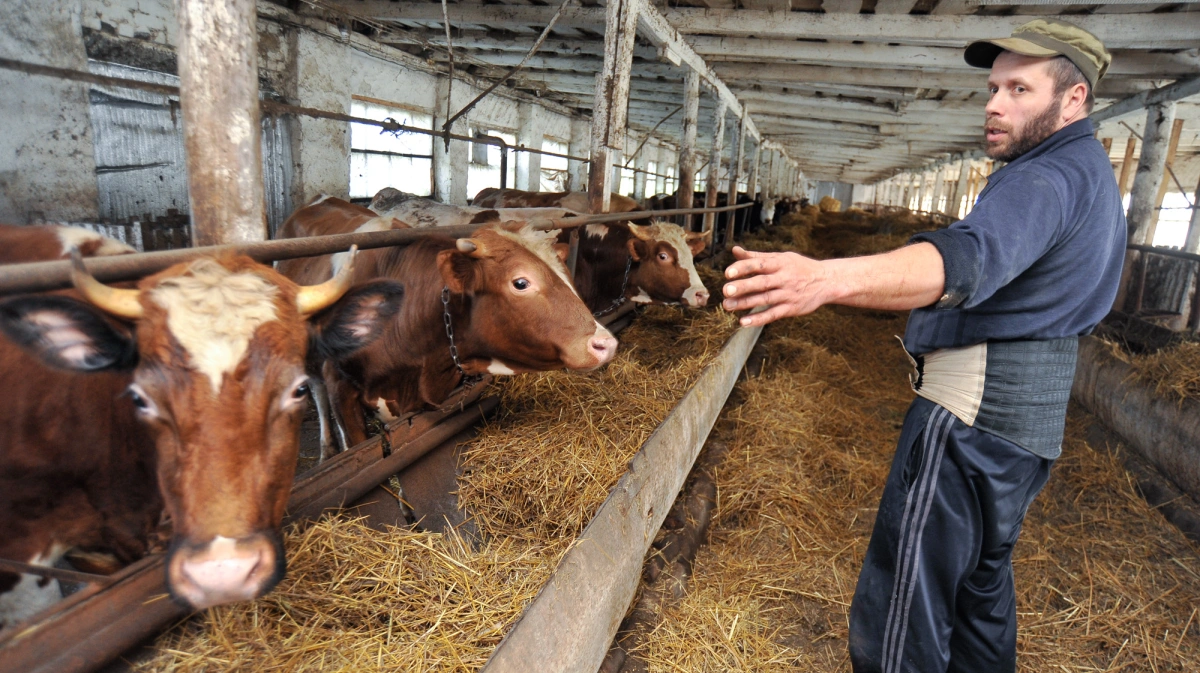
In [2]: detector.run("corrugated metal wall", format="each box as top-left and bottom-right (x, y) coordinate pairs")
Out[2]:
(86, 60), (293, 241)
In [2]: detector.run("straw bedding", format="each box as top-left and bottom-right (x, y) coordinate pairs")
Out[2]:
(1103, 339), (1200, 403)
(621, 211), (1200, 671)
(133, 303), (738, 672)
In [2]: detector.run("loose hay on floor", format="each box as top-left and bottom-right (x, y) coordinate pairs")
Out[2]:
(622, 209), (1200, 672)
(1104, 339), (1200, 403)
(135, 305), (739, 672)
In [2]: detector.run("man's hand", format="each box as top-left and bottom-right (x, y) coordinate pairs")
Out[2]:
(722, 246), (831, 327)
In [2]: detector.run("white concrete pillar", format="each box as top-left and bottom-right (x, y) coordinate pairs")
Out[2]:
(931, 164), (946, 215)
(1128, 102), (1177, 246)
(567, 117), (589, 192)
(703, 101), (727, 233)
(1185, 174), (1200, 254)
(678, 69), (700, 226)
(293, 30), (351, 206)
(516, 103), (542, 192)
(633, 137), (649, 200)
(951, 158), (970, 218)
(654, 143), (667, 195)
(433, 77), (470, 204)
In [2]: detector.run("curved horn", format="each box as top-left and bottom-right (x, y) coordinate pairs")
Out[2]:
(456, 238), (488, 258)
(69, 251), (144, 319)
(296, 245), (358, 316)
(626, 222), (653, 240)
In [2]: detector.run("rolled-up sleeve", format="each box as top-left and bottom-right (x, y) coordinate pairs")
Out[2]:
(910, 171), (1064, 310)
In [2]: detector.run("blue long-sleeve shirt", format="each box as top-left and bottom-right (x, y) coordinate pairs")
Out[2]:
(903, 118), (1126, 355)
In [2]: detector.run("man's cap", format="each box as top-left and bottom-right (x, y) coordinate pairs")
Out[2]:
(964, 19), (1111, 89)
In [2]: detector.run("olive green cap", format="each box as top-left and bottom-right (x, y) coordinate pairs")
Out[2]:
(964, 19), (1112, 89)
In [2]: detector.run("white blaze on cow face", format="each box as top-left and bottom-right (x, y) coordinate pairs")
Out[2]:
(149, 260), (281, 393)
(55, 226), (136, 258)
(492, 225), (580, 299)
(585, 224), (610, 240)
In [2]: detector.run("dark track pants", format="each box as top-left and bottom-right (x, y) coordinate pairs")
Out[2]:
(848, 398), (1053, 673)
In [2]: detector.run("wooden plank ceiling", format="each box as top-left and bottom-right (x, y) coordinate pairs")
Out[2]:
(323, 0), (1199, 186)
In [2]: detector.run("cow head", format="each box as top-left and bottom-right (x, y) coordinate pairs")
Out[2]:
(0, 251), (403, 610)
(625, 222), (710, 308)
(436, 223), (617, 374)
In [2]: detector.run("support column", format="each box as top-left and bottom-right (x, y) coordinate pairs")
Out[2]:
(1185, 174), (1200, 254)
(1118, 136), (1137, 200)
(747, 141), (761, 202)
(725, 114), (748, 244)
(931, 164), (946, 215)
(516, 103), (542, 192)
(915, 171), (929, 213)
(177, 0), (264, 245)
(633, 136), (649, 200)
(654, 143), (667, 196)
(677, 69), (700, 229)
(588, 0), (639, 214)
(567, 117), (589, 192)
(951, 158), (970, 218)
(433, 78), (470, 205)
(1153, 119), (1185, 219)
(1128, 102), (1176, 246)
(704, 100), (728, 235)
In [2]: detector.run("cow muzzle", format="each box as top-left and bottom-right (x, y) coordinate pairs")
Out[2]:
(684, 287), (710, 308)
(168, 533), (284, 610)
(566, 323), (617, 370)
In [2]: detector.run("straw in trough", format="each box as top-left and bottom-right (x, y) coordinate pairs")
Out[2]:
(135, 304), (739, 671)
(619, 209), (1200, 672)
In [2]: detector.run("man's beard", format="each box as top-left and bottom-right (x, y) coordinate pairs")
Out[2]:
(984, 99), (1062, 162)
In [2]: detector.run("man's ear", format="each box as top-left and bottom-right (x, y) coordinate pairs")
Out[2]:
(0, 295), (137, 371)
(310, 280), (404, 361)
(436, 249), (480, 295)
(626, 237), (647, 262)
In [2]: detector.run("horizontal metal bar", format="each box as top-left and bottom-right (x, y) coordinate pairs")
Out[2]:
(0, 559), (114, 587)
(352, 148), (434, 160)
(1127, 244), (1200, 264)
(0, 204), (752, 296)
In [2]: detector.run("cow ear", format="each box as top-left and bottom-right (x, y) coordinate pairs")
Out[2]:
(685, 232), (708, 256)
(310, 280), (404, 361)
(0, 295), (137, 371)
(436, 249), (480, 295)
(626, 237), (646, 262)
(552, 242), (570, 264)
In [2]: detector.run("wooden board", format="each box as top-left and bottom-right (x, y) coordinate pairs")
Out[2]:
(481, 321), (763, 673)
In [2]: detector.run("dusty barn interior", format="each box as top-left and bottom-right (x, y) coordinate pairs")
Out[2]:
(0, 0), (1199, 671)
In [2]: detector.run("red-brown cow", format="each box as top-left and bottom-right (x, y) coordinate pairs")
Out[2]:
(276, 197), (618, 452)
(0, 251), (401, 626)
(0, 223), (135, 264)
(368, 188), (579, 228)
(573, 221), (711, 314)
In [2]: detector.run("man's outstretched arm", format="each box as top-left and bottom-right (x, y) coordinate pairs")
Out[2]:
(721, 243), (946, 327)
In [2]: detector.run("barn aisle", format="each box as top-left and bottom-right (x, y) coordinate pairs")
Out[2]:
(618, 211), (1200, 672)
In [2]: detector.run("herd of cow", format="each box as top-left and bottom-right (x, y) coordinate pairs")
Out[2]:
(0, 186), (798, 630)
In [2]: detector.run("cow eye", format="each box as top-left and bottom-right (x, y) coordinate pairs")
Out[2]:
(512, 278), (531, 291)
(126, 384), (157, 417)
(657, 252), (670, 262)
(293, 382), (311, 400)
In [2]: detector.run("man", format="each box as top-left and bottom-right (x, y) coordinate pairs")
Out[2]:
(721, 20), (1125, 673)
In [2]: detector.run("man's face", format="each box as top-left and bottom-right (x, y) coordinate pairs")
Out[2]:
(983, 52), (1067, 162)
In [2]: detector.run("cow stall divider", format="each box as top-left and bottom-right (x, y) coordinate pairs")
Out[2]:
(0, 205), (754, 673)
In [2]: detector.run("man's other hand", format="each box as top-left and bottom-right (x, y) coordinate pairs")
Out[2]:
(722, 246), (829, 327)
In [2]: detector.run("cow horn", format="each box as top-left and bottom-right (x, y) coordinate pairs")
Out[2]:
(296, 245), (357, 316)
(456, 238), (487, 258)
(69, 251), (144, 319)
(626, 222), (653, 240)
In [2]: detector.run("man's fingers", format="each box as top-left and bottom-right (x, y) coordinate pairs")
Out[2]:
(739, 304), (785, 327)
(725, 254), (778, 280)
(723, 272), (777, 298)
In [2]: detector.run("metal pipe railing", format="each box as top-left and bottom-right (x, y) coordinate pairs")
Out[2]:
(0, 203), (753, 296)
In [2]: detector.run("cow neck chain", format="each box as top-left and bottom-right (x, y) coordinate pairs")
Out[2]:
(592, 254), (634, 318)
(441, 286), (484, 391)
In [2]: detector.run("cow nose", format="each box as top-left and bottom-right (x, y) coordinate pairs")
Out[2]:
(169, 534), (280, 610)
(692, 288), (710, 307)
(588, 329), (618, 366)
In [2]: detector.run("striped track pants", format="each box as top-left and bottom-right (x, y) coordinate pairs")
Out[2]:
(848, 398), (1052, 673)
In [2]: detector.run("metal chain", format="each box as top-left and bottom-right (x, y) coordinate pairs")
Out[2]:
(442, 286), (484, 391)
(592, 254), (634, 318)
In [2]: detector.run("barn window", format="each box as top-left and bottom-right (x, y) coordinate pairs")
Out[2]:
(619, 166), (635, 198)
(349, 99), (433, 199)
(540, 138), (568, 192)
(645, 161), (658, 199)
(467, 128), (517, 199)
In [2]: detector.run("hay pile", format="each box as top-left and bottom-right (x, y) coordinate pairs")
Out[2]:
(621, 209), (1200, 671)
(1105, 339), (1200, 402)
(818, 196), (842, 212)
(134, 305), (739, 672)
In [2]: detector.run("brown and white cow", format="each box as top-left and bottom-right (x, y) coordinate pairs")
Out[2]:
(470, 188), (649, 223)
(0, 223), (135, 264)
(572, 221), (711, 314)
(276, 197), (618, 451)
(368, 188), (579, 228)
(0, 251), (402, 626)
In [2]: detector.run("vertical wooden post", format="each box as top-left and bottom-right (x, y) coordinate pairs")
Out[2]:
(516, 103), (542, 192)
(724, 113), (748, 245)
(951, 157), (970, 218)
(175, 0), (265, 246)
(1153, 118), (1185, 216)
(1128, 102), (1177, 247)
(1185, 173), (1200, 255)
(677, 69), (700, 229)
(703, 100), (727, 235)
(761, 150), (773, 203)
(588, 0), (640, 215)
(930, 164), (946, 215)
(567, 118), (589, 192)
(1118, 136), (1137, 200)
(632, 134), (649, 201)
(746, 141), (761, 202)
